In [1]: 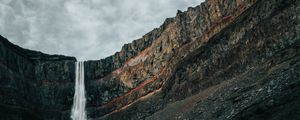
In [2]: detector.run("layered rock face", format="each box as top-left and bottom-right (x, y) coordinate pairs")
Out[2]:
(84, 0), (300, 119)
(1, 0), (300, 119)
(0, 36), (76, 119)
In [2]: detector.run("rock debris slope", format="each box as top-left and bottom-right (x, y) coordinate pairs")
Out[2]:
(0, 0), (299, 119)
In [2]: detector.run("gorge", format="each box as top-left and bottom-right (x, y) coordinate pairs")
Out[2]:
(0, 0), (300, 120)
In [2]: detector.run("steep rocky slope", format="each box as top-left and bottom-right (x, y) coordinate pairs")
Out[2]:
(85, 0), (259, 118)
(0, 0), (300, 119)
(84, 0), (300, 119)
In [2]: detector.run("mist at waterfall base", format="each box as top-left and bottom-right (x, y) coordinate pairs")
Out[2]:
(71, 62), (87, 120)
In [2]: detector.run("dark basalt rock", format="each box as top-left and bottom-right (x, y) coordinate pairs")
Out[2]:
(0, 0), (300, 119)
(0, 36), (76, 120)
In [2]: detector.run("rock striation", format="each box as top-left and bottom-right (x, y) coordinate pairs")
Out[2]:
(0, 0), (300, 119)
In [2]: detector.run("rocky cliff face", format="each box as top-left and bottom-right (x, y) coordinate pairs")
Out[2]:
(0, 36), (76, 119)
(0, 0), (300, 119)
(85, 0), (259, 117)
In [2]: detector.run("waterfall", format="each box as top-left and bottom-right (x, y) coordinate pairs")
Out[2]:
(71, 62), (87, 120)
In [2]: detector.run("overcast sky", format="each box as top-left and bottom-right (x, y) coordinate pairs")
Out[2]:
(0, 0), (203, 60)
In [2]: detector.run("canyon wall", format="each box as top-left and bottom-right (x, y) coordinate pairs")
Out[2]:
(85, 0), (259, 118)
(0, 36), (76, 119)
(84, 0), (300, 119)
(0, 0), (299, 119)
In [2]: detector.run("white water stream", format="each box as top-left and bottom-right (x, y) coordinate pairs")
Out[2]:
(71, 62), (87, 120)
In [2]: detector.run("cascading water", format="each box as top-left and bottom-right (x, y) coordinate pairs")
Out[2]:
(71, 62), (87, 120)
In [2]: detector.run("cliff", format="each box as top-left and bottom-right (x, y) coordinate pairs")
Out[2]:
(0, 0), (300, 119)
(0, 35), (76, 119)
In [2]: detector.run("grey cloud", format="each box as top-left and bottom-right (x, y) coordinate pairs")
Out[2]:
(0, 0), (203, 60)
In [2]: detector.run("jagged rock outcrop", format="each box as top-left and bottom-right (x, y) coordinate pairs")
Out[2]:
(0, 0), (299, 119)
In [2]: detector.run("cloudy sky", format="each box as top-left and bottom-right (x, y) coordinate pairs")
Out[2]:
(0, 0), (203, 60)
